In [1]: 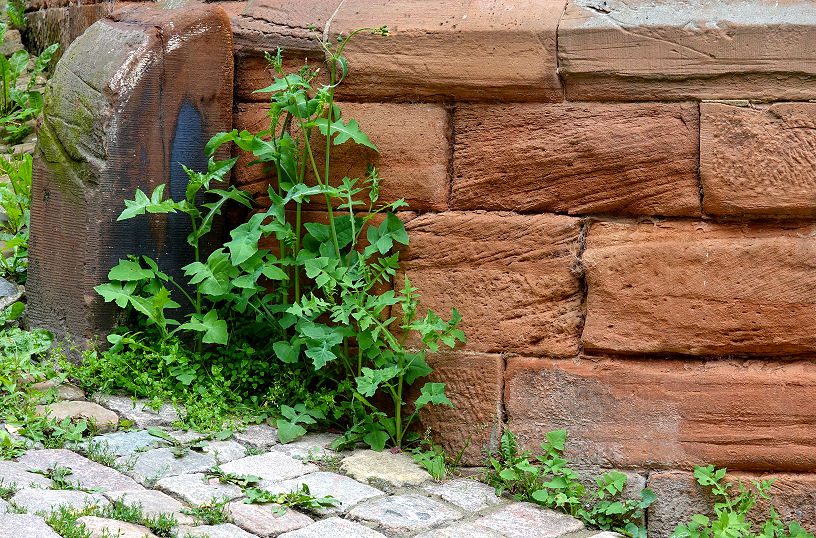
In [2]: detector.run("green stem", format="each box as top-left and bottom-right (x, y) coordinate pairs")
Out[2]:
(295, 203), (301, 301)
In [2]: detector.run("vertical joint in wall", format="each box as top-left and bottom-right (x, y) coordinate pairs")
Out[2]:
(445, 104), (456, 211)
(574, 217), (590, 355)
(555, 0), (569, 102)
(695, 102), (705, 218)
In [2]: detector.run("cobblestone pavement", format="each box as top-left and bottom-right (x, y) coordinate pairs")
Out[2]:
(0, 393), (620, 537)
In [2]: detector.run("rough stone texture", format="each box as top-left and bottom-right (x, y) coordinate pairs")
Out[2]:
(0, 498), (8, 514)
(23, 4), (110, 63)
(422, 478), (504, 512)
(398, 212), (583, 356)
(278, 517), (387, 537)
(202, 440), (247, 463)
(701, 102), (816, 217)
(269, 432), (338, 460)
(28, 4), (234, 351)
(328, 0), (564, 102)
(11, 488), (108, 513)
(452, 103), (700, 216)
(232, 0), (336, 58)
(348, 494), (463, 533)
(415, 522), (504, 538)
(185, 523), (259, 537)
(120, 447), (217, 485)
(227, 501), (313, 537)
(340, 450), (431, 487)
(647, 470), (816, 537)
(262, 472), (382, 514)
(16, 449), (143, 492)
(233, 424), (279, 450)
(105, 489), (195, 526)
(88, 430), (164, 457)
(233, 102), (449, 212)
(505, 357), (816, 471)
(75, 516), (157, 538)
(474, 502), (585, 537)
(156, 473), (243, 505)
(31, 380), (85, 401)
(35, 401), (118, 432)
(582, 220), (816, 356)
(94, 395), (179, 428)
(405, 352), (503, 465)
(220, 452), (317, 486)
(558, 0), (816, 101)
(0, 514), (62, 537)
(0, 460), (53, 489)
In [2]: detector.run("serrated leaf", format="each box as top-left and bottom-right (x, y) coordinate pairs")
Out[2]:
(179, 310), (228, 345)
(107, 259), (154, 282)
(414, 382), (452, 410)
(276, 419), (307, 444)
(315, 117), (378, 152)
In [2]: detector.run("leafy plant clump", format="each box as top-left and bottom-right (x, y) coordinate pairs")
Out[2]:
(46, 499), (178, 538)
(93, 26), (464, 449)
(0, 153), (33, 281)
(485, 430), (655, 537)
(673, 465), (814, 538)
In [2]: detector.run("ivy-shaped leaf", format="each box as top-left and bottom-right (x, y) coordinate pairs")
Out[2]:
(414, 382), (452, 411)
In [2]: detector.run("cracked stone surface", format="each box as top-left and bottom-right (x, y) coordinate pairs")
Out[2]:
(220, 451), (317, 485)
(348, 493), (463, 533)
(11, 488), (109, 513)
(340, 450), (431, 487)
(119, 447), (216, 485)
(16, 449), (143, 492)
(423, 478), (505, 512)
(156, 472), (243, 505)
(233, 424), (279, 450)
(263, 471), (383, 514)
(279, 516), (387, 537)
(227, 501), (314, 537)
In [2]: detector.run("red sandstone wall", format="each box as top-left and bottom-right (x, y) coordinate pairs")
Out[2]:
(38, 0), (816, 533)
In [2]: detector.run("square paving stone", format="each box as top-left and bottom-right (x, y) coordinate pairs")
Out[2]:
(88, 430), (166, 457)
(270, 433), (339, 460)
(0, 460), (52, 489)
(119, 447), (216, 485)
(262, 472), (383, 514)
(0, 498), (9, 514)
(233, 424), (279, 450)
(105, 489), (195, 525)
(220, 452), (317, 486)
(348, 494), (463, 533)
(156, 473), (243, 505)
(184, 523), (259, 537)
(75, 515), (157, 538)
(473, 502), (585, 537)
(414, 521), (504, 538)
(0, 513), (61, 537)
(93, 394), (180, 428)
(278, 516), (387, 537)
(423, 478), (505, 512)
(16, 449), (142, 492)
(227, 501), (313, 537)
(203, 440), (247, 464)
(340, 450), (431, 487)
(11, 488), (108, 514)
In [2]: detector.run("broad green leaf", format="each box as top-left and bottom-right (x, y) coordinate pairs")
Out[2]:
(363, 428), (388, 451)
(108, 259), (154, 281)
(119, 185), (177, 220)
(226, 213), (264, 265)
(253, 74), (304, 94)
(179, 310), (228, 345)
(315, 117), (378, 152)
(355, 366), (400, 398)
(414, 382), (452, 410)
(276, 419), (307, 444)
(94, 281), (137, 309)
(272, 340), (300, 364)
(545, 430), (566, 452)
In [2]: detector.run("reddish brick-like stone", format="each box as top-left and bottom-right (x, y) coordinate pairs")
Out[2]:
(582, 220), (816, 356)
(452, 103), (700, 215)
(505, 357), (816, 472)
(328, 0), (565, 102)
(559, 0), (816, 101)
(406, 352), (503, 465)
(397, 212), (583, 357)
(233, 102), (449, 212)
(701, 102), (816, 217)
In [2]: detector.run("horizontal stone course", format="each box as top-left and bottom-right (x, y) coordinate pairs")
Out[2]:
(582, 220), (816, 356)
(558, 0), (816, 101)
(505, 357), (816, 471)
(398, 211), (583, 357)
(452, 102), (700, 216)
(701, 102), (816, 217)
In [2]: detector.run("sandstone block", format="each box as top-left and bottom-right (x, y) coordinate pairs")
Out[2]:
(23, 4), (110, 63)
(505, 357), (816, 471)
(35, 401), (118, 432)
(701, 102), (816, 216)
(582, 220), (816, 356)
(28, 4), (234, 351)
(233, 102), (449, 212)
(398, 212), (583, 356)
(452, 103), (700, 216)
(329, 0), (564, 101)
(559, 0), (816, 101)
(405, 352), (503, 465)
(340, 450), (431, 487)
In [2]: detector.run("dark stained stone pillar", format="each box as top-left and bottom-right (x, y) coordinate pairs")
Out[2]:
(28, 4), (234, 353)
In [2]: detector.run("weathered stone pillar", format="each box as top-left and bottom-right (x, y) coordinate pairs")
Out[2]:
(28, 4), (234, 352)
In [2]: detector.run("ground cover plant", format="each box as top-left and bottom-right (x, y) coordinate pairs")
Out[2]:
(90, 26), (463, 449)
